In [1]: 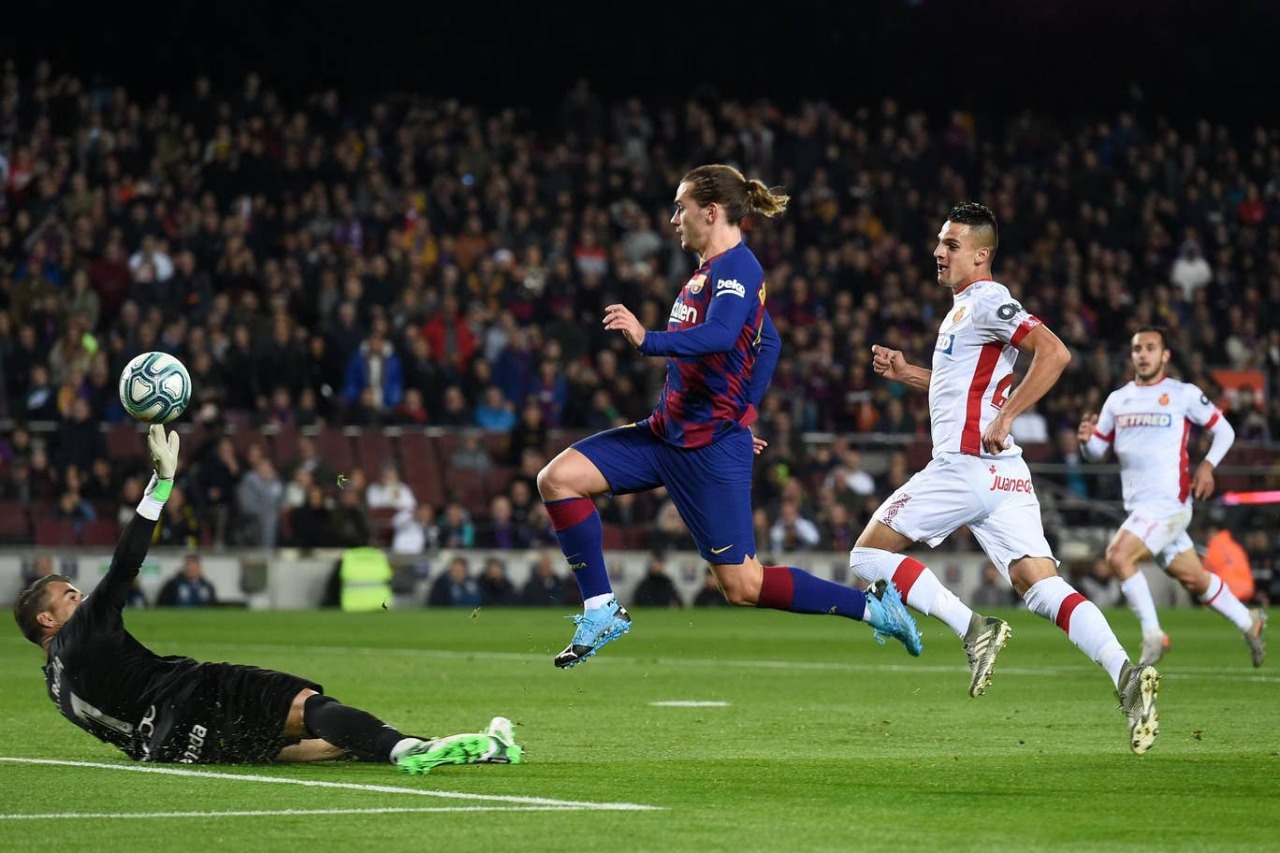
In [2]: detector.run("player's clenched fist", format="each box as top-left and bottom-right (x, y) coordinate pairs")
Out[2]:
(870, 345), (907, 380)
(1077, 413), (1098, 444)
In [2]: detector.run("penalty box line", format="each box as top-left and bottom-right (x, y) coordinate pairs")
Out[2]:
(0, 757), (663, 812)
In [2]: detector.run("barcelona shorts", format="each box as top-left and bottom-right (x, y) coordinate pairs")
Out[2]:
(573, 423), (756, 564)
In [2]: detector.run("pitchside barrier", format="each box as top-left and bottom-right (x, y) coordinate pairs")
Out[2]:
(0, 548), (1194, 611)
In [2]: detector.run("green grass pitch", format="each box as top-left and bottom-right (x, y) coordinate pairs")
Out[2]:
(1, 605), (1275, 851)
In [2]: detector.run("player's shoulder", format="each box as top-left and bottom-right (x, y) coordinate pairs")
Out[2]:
(709, 242), (764, 287)
(969, 279), (1018, 311)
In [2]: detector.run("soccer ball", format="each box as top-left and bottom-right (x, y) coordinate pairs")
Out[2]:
(118, 352), (192, 424)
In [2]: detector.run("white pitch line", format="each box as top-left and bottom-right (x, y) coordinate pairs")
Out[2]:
(0, 806), (589, 821)
(649, 701), (730, 707)
(0, 758), (662, 811)
(186, 641), (1280, 683)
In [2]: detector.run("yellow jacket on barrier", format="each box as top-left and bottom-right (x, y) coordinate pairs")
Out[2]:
(340, 547), (393, 611)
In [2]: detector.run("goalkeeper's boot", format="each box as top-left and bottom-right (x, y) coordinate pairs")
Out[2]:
(483, 716), (522, 764)
(554, 597), (631, 668)
(1117, 661), (1160, 755)
(1139, 630), (1170, 666)
(397, 728), (522, 776)
(964, 614), (1012, 697)
(863, 580), (924, 657)
(1244, 608), (1267, 668)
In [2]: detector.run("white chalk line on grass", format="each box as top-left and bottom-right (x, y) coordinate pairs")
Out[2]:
(0, 806), (598, 821)
(0, 758), (662, 812)
(649, 701), (730, 707)
(188, 642), (1280, 683)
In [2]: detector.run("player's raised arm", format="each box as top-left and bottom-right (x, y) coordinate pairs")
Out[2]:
(628, 278), (758, 358)
(87, 425), (180, 614)
(871, 344), (931, 391)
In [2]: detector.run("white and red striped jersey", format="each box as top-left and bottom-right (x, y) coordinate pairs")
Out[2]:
(929, 279), (1042, 458)
(1087, 377), (1230, 510)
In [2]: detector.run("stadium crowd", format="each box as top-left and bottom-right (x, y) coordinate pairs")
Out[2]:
(0, 59), (1277, 603)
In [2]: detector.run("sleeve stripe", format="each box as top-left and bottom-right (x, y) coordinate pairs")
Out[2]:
(1010, 316), (1043, 347)
(1094, 429), (1114, 443)
(1204, 412), (1220, 430)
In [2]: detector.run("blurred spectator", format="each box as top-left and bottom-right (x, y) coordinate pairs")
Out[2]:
(769, 500), (822, 552)
(449, 432), (494, 474)
(434, 385), (473, 427)
(21, 553), (57, 586)
(284, 434), (336, 491)
(235, 456), (285, 547)
(970, 562), (1017, 608)
(342, 317), (404, 414)
(49, 486), (96, 534)
(23, 364), (58, 421)
(1202, 517), (1254, 603)
(1170, 240), (1211, 302)
(475, 385), (517, 431)
(366, 461), (416, 513)
(478, 494), (525, 549)
(1225, 386), (1270, 443)
(391, 503), (439, 555)
(437, 500), (476, 548)
(504, 399), (545, 466)
(632, 552), (683, 608)
(479, 557), (517, 606)
(155, 484), (203, 549)
(156, 554), (218, 607)
(520, 553), (565, 606)
(427, 555), (481, 608)
(289, 484), (344, 548)
(331, 486), (372, 547)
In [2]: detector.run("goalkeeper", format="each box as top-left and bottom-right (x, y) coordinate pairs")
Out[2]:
(13, 424), (521, 774)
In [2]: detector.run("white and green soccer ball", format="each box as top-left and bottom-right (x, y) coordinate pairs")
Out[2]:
(118, 352), (192, 424)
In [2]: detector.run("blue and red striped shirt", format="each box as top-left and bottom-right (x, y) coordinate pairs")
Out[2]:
(638, 241), (780, 448)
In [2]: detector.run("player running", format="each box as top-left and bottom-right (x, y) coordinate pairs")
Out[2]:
(536, 163), (922, 668)
(1078, 326), (1266, 667)
(849, 202), (1160, 754)
(13, 424), (521, 774)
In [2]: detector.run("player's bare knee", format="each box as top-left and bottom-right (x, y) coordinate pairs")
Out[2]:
(536, 461), (575, 500)
(1009, 557), (1056, 596)
(713, 563), (760, 606)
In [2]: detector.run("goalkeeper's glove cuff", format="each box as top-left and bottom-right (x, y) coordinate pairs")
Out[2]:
(137, 474), (173, 521)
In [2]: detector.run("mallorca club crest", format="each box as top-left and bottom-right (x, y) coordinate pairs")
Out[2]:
(687, 274), (706, 295)
(1158, 393), (1169, 406)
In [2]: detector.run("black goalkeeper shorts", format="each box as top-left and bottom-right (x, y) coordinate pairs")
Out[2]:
(153, 663), (323, 764)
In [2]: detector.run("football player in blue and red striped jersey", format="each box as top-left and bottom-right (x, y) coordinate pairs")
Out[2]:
(537, 164), (922, 668)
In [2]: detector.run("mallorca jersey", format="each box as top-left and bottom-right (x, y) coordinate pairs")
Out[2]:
(1092, 377), (1223, 510)
(638, 241), (769, 448)
(929, 280), (1043, 458)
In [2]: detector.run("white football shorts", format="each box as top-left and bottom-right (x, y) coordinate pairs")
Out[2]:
(873, 451), (1057, 579)
(1119, 505), (1195, 568)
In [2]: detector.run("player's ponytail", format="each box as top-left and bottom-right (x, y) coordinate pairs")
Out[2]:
(681, 164), (789, 224)
(743, 178), (790, 219)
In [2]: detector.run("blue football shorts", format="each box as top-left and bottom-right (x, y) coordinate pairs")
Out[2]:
(573, 422), (757, 564)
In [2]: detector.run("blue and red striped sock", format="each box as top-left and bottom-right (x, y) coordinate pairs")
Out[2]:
(544, 497), (613, 601)
(757, 565), (866, 620)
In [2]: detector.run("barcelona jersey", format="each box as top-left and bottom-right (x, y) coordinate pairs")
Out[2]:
(638, 241), (779, 448)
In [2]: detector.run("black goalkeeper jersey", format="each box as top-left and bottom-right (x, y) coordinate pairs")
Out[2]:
(42, 513), (217, 761)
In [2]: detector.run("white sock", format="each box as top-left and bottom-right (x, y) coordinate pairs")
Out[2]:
(1200, 573), (1254, 631)
(849, 547), (973, 638)
(583, 593), (614, 611)
(1120, 571), (1162, 635)
(390, 737), (425, 764)
(1024, 576), (1129, 687)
